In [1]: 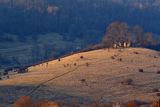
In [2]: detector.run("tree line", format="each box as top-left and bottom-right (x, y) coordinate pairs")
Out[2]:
(102, 22), (159, 48)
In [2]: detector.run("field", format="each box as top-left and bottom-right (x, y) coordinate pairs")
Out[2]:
(0, 48), (160, 106)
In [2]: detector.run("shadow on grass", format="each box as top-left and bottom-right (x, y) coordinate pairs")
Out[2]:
(0, 85), (92, 106)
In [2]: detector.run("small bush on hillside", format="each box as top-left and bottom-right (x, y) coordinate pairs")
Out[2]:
(35, 100), (61, 107)
(80, 79), (86, 83)
(121, 78), (133, 85)
(133, 52), (139, 54)
(154, 56), (158, 58)
(111, 56), (115, 59)
(86, 63), (89, 67)
(58, 58), (61, 61)
(126, 101), (137, 107)
(152, 88), (159, 93)
(74, 63), (77, 66)
(156, 93), (160, 97)
(14, 96), (33, 107)
(80, 56), (84, 59)
(157, 71), (160, 74)
(118, 58), (122, 62)
(14, 96), (61, 107)
(139, 69), (144, 73)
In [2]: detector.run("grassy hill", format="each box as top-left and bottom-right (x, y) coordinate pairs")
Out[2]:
(0, 48), (160, 106)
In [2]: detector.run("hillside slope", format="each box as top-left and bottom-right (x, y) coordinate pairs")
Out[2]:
(0, 48), (160, 106)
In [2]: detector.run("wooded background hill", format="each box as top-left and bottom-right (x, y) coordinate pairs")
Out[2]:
(0, 0), (160, 69)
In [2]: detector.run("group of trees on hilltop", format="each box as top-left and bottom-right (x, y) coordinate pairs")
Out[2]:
(102, 22), (159, 48)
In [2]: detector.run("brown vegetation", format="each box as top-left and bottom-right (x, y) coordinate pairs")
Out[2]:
(14, 96), (61, 107)
(80, 56), (84, 59)
(152, 88), (159, 93)
(102, 22), (158, 48)
(157, 71), (160, 74)
(14, 96), (160, 107)
(121, 78), (133, 85)
(139, 69), (144, 73)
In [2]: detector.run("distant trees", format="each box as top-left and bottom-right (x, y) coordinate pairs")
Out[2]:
(43, 44), (55, 60)
(103, 22), (130, 46)
(102, 21), (157, 48)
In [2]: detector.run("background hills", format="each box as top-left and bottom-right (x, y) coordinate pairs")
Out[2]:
(0, 0), (160, 68)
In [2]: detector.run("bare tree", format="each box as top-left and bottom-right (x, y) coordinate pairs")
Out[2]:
(131, 26), (144, 47)
(102, 21), (129, 47)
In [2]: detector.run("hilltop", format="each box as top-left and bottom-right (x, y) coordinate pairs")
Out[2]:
(0, 48), (160, 106)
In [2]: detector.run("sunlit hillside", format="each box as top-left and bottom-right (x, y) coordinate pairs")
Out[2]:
(0, 48), (160, 106)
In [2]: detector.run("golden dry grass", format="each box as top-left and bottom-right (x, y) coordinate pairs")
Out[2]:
(0, 48), (160, 106)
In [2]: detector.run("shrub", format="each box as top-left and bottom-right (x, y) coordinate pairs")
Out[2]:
(139, 69), (144, 73)
(35, 100), (61, 107)
(80, 79), (86, 83)
(58, 58), (61, 61)
(152, 88), (159, 93)
(111, 56), (115, 59)
(74, 63), (77, 66)
(156, 93), (160, 97)
(133, 52), (139, 54)
(86, 63), (89, 67)
(118, 58), (122, 62)
(80, 56), (84, 59)
(127, 101), (137, 107)
(121, 78), (133, 85)
(157, 71), (160, 74)
(154, 56), (157, 58)
(14, 96), (34, 107)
